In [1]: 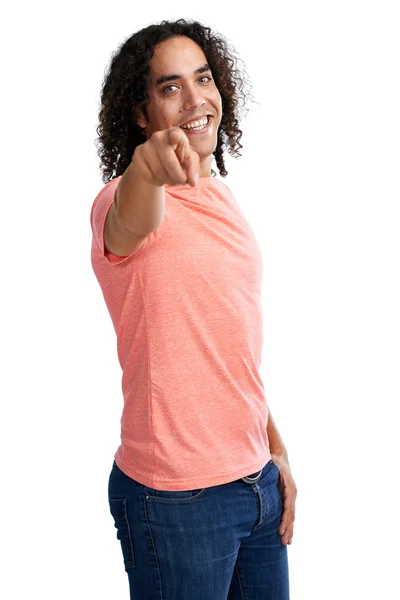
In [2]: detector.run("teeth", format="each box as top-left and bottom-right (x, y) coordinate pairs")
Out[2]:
(181, 116), (208, 130)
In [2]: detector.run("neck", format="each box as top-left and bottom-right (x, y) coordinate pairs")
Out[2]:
(199, 155), (213, 178)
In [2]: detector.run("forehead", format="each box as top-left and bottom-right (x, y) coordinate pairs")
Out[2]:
(148, 36), (208, 84)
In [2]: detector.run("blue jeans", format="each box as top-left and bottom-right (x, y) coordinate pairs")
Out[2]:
(108, 458), (290, 599)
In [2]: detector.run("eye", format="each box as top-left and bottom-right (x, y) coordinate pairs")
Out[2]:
(162, 76), (212, 94)
(163, 84), (179, 93)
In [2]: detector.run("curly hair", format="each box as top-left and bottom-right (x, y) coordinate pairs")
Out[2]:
(95, 19), (254, 183)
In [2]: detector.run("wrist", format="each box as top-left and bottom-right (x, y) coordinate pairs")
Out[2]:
(271, 450), (289, 466)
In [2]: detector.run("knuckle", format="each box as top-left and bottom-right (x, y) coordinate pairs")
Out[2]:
(163, 157), (178, 170)
(141, 145), (153, 162)
(168, 127), (183, 143)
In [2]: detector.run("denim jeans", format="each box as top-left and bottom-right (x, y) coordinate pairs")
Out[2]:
(108, 458), (290, 599)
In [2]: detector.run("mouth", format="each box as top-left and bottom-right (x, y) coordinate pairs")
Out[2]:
(180, 115), (211, 133)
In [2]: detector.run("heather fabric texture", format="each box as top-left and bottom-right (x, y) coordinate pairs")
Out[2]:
(90, 175), (271, 490)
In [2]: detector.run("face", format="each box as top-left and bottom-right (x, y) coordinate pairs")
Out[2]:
(136, 35), (223, 173)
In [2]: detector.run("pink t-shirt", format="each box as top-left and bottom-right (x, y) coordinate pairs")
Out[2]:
(90, 175), (271, 490)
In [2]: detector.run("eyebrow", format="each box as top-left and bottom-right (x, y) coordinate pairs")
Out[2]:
(155, 64), (211, 86)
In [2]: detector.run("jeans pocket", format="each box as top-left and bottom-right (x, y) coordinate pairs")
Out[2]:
(143, 485), (206, 503)
(108, 498), (135, 570)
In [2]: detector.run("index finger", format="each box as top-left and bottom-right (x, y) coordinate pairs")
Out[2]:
(168, 128), (199, 186)
(183, 151), (199, 187)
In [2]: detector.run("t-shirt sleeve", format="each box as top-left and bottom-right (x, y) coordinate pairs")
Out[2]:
(90, 176), (149, 265)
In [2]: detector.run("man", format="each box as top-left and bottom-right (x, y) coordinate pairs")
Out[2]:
(90, 19), (297, 600)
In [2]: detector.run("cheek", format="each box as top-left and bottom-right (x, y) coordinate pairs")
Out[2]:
(212, 90), (222, 116)
(213, 100), (222, 127)
(154, 101), (178, 128)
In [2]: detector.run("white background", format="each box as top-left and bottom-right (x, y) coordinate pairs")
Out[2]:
(1, 1), (399, 598)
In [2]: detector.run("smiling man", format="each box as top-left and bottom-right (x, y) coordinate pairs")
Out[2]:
(90, 18), (296, 600)
(136, 36), (222, 173)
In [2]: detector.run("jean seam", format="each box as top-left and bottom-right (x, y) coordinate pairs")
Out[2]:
(234, 564), (246, 600)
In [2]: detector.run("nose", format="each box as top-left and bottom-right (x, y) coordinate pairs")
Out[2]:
(182, 83), (205, 112)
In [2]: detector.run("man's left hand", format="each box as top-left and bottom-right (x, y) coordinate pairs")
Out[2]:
(271, 454), (297, 546)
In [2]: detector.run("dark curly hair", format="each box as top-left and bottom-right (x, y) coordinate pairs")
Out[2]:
(95, 19), (254, 183)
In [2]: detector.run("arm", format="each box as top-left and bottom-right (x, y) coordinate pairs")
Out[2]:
(114, 155), (165, 236)
(267, 407), (290, 467)
(267, 406), (297, 546)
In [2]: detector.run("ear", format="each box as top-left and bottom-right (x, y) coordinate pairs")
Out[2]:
(134, 103), (148, 130)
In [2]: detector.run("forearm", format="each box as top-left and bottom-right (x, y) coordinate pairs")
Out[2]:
(115, 154), (165, 236)
(267, 407), (290, 466)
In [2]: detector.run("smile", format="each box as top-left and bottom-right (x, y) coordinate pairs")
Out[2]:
(180, 116), (210, 132)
